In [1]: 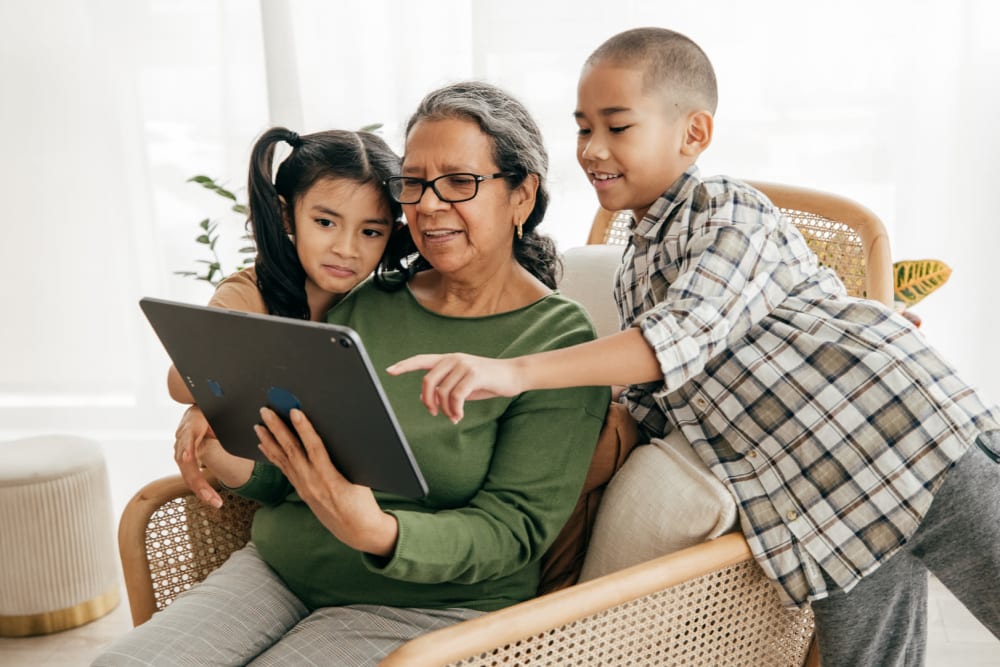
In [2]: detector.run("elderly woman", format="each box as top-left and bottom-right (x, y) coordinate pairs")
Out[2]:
(94, 82), (609, 667)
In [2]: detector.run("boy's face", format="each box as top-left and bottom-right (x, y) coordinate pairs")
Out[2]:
(575, 62), (697, 222)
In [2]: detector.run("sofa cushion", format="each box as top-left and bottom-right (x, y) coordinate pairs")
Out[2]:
(538, 402), (640, 594)
(559, 245), (624, 338)
(578, 427), (738, 581)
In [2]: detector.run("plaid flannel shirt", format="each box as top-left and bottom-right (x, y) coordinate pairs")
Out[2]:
(617, 166), (1000, 606)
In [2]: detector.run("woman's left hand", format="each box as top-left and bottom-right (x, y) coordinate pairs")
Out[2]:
(255, 407), (399, 557)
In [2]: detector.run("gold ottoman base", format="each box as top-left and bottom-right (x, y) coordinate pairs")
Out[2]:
(0, 586), (120, 637)
(0, 436), (121, 637)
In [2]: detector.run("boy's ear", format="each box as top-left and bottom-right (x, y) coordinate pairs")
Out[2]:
(681, 110), (713, 157)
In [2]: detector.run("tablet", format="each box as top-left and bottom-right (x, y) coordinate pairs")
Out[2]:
(139, 297), (428, 498)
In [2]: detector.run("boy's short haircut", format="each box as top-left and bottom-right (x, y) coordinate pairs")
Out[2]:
(586, 27), (718, 116)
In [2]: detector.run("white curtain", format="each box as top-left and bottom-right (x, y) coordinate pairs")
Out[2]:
(2, 0), (998, 445)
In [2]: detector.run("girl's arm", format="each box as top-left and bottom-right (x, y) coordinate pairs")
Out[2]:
(174, 405), (254, 508)
(167, 271), (265, 404)
(167, 365), (195, 403)
(170, 269), (266, 501)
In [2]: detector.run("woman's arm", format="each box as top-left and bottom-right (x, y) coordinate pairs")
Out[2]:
(256, 407), (399, 556)
(370, 382), (610, 584)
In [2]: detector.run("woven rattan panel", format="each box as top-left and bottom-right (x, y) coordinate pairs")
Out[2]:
(604, 208), (867, 298)
(781, 210), (865, 298)
(145, 489), (258, 611)
(447, 559), (814, 666)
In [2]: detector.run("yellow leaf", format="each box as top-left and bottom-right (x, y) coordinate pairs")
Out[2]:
(893, 259), (952, 308)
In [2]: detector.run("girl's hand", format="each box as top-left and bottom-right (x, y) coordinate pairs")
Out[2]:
(174, 405), (224, 508)
(256, 407), (398, 557)
(174, 405), (253, 507)
(386, 353), (524, 423)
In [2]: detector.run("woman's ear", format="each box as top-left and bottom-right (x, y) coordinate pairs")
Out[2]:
(511, 173), (539, 222)
(681, 110), (713, 157)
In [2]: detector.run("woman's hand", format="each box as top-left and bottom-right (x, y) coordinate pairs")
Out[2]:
(174, 405), (253, 508)
(387, 353), (525, 423)
(256, 407), (399, 557)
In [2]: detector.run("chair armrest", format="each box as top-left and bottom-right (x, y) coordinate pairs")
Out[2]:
(118, 474), (204, 625)
(381, 532), (814, 666)
(118, 472), (257, 627)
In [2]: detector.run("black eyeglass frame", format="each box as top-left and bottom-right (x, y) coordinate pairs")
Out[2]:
(384, 172), (516, 205)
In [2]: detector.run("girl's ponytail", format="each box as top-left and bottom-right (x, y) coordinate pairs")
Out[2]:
(247, 128), (309, 319)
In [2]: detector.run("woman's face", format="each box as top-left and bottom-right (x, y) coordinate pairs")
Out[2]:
(401, 118), (534, 280)
(290, 177), (394, 296)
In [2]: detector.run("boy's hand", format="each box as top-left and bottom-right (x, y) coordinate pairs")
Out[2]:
(387, 353), (524, 423)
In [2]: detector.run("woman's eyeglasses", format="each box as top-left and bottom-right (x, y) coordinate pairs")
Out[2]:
(385, 172), (514, 205)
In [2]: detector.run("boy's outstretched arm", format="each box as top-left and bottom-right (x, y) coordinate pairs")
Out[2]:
(387, 328), (661, 423)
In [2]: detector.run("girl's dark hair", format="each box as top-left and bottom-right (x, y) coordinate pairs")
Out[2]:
(384, 81), (561, 289)
(247, 127), (402, 318)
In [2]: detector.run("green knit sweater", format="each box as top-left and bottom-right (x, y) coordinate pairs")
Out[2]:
(232, 281), (609, 611)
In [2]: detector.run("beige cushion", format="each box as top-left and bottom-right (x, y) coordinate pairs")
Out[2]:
(559, 245), (624, 338)
(578, 428), (738, 581)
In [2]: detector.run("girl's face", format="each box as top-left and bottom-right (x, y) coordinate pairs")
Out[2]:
(289, 177), (394, 297)
(400, 118), (535, 281)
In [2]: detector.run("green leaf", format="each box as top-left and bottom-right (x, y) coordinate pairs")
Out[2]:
(893, 259), (952, 308)
(359, 123), (383, 132)
(238, 246), (256, 253)
(232, 204), (249, 215)
(212, 185), (237, 201)
(188, 175), (214, 184)
(198, 218), (210, 230)
(196, 234), (211, 244)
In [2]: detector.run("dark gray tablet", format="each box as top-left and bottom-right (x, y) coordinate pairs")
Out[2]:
(140, 297), (427, 498)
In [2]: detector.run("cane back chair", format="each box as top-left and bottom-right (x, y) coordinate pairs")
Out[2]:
(118, 181), (892, 665)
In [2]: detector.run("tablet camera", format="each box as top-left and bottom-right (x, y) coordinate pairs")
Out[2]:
(336, 337), (352, 348)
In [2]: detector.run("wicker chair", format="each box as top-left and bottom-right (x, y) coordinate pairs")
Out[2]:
(588, 180), (893, 307)
(118, 181), (892, 666)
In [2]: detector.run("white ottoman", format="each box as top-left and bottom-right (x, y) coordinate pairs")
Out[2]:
(0, 435), (120, 636)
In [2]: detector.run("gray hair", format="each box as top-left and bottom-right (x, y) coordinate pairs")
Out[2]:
(403, 81), (560, 288)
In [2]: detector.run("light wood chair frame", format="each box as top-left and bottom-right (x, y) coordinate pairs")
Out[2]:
(119, 181), (892, 665)
(589, 181), (893, 308)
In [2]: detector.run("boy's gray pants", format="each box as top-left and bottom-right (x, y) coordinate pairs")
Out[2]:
(812, 432), (1000, 667)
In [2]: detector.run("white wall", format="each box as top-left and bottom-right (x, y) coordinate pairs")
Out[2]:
(2, 0), (998, 453)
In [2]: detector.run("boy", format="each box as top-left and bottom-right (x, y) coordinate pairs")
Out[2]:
(389, 27), (1000, 666)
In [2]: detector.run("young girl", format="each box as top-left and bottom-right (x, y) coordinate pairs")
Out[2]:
(169, 126), (403, 508)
